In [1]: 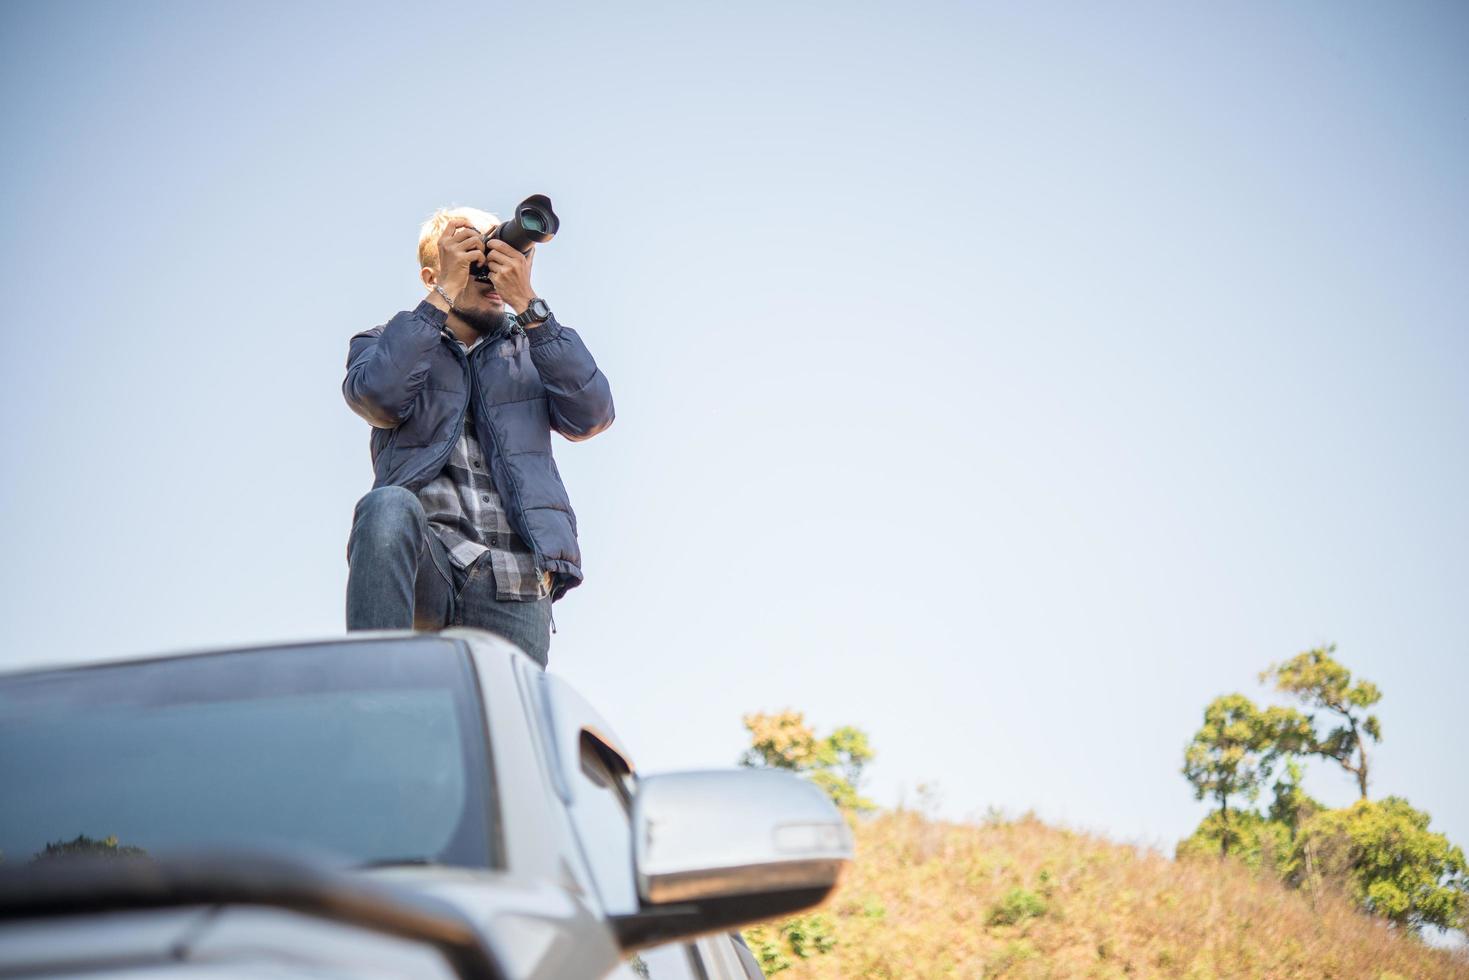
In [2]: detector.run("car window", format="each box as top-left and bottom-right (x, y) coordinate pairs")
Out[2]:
(0, 639), (497, 870)
(567, 733), (640, 912)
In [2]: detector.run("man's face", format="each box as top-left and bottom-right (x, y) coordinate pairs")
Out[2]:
(450, 222), (507, 333)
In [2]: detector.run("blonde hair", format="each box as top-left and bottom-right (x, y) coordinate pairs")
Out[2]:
(417, 206), (501, 274)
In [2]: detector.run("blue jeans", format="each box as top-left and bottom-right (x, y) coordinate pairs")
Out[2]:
(345, 486), (553, 668)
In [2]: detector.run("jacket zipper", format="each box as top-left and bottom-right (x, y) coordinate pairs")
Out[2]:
(463, 325), (553, 607)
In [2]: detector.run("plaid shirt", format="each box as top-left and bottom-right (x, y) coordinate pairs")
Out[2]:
(416, 328), (553, 602)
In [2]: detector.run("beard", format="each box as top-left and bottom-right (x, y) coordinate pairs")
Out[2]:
(456, 303), (508, 336)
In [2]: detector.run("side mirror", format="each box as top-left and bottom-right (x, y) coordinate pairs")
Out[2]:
(610, 769), (853, 951)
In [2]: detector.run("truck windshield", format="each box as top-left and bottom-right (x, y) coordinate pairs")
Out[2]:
(0, 638), (497, 871)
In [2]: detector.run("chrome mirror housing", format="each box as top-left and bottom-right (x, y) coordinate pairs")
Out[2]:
(611, 769), (854, 950)
(636, 769), (852, 903)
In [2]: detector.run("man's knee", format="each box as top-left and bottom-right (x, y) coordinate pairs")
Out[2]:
(349, 486), (424, 555)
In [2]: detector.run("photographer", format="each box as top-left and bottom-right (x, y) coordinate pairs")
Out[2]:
(341, 206), (614, 667)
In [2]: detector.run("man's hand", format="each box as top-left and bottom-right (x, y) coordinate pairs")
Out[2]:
(435, 219), (487, 305)
(482, 240), (537, 313)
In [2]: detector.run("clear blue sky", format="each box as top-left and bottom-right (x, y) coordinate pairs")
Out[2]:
(2, 1), (1465, 853)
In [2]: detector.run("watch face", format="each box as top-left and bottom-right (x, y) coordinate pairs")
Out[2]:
(530, 299), (549, 319)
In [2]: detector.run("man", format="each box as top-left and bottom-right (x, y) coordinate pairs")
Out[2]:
(342, 206), (614, 667)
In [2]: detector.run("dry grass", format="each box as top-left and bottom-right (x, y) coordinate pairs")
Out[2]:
(746, 810), (1469, 979)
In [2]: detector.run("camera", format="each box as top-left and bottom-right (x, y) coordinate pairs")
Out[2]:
(471, 194), (560, 285)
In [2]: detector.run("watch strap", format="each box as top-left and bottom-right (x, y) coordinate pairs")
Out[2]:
(516, 298), (550, 327)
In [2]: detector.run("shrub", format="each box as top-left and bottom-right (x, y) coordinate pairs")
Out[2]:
(1177, 809), (1292, 873)
(988, 887), (1048, 926)
(1287, 797), (1469, 932)
(742, 913), (836, 974)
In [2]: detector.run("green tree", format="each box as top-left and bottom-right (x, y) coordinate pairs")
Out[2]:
(1178, 760), (1323, 872)
(1262, 644), (1381, 799)
(1267, 759), (1323, 841)
(739, 710), (875, 813)
(1182, 694), (1311, 857)
(1177, 809), (1292, 873)
(1286, 797), (1469, 933)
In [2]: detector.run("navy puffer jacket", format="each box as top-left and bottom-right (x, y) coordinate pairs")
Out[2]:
(343, 299), (614, 600)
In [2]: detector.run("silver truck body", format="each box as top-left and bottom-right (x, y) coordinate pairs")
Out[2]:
(0, 630), (852, 979)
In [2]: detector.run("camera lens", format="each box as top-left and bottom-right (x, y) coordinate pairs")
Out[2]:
(487, 195), (558, 253)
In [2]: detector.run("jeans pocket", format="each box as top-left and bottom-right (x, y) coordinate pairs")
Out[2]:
(453, 555), (492, 605)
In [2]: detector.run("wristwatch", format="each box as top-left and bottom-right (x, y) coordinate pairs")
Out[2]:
(515, 297), (551, 328)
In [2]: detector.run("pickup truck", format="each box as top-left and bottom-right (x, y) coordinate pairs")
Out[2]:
(0, 629), (854, 978)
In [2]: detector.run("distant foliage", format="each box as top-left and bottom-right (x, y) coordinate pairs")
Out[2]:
(751, 810), (1469, 978)
(1177, 760), (1324, 872)
(1181, 693), (1311, 856)
(1177, 809), (1292, 873)
(1286, 797), (1469, 933)
(1262, 644), (1382, 799)
(31, 834), (148, 863)
(1267, 759), (1324, 838)
(743, 913), (837, 975)
(1180, 645), (1468, 936)
(988, 886), (1048, 926)
(740, 710), (875, 813)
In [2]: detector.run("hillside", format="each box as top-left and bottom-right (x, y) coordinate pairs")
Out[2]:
(744, 810), (1469, 979)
